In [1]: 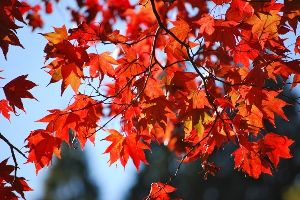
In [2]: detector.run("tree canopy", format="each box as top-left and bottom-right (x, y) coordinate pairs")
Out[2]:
(0, 0), (300, 199)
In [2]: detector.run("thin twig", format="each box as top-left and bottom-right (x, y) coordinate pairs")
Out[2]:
(0, 132), (27, 181)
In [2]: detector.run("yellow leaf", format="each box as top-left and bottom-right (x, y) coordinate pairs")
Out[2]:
(184, 117), (193, 134)
(194, 115), (204, 137)
(247, 11), (281, 42)
(43, 25), (68, 45)
(184, 112), (212, 137)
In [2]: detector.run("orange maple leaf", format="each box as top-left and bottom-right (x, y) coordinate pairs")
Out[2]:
(87, 52), (117, 78)
(147, 182), (176, 200)
(104, 129), (149, 169)
(37, 94), (102, 147)
(246, 10), (281, 46)
(42, 25), (68, 45)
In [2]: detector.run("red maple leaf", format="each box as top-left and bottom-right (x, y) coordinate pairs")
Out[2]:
(226, 0), (254, 22)
(0, 159), (32, 199)
(232, 133), (294, 178)
(232, 142), (272, 179)
(0, 0), (25, 59)
(3, 75), (37, 113)
(0, 99), (13, 120)
(26, 129), (62, 173)
(261, 133), (294, 167)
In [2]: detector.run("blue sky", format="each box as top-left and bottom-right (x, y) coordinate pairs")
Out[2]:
(0, 2), (139, 200)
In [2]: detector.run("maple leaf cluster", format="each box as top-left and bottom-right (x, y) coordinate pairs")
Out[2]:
(0, 0), (25, 59)
(0, 159), (32, 200)
(1, 0), (300, 199)
(0, 74), (36, 198)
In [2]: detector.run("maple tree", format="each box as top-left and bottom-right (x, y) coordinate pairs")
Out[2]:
(0, 0), (300, 199)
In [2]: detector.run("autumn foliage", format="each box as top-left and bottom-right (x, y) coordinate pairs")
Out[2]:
(0, 0), (300, 199)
